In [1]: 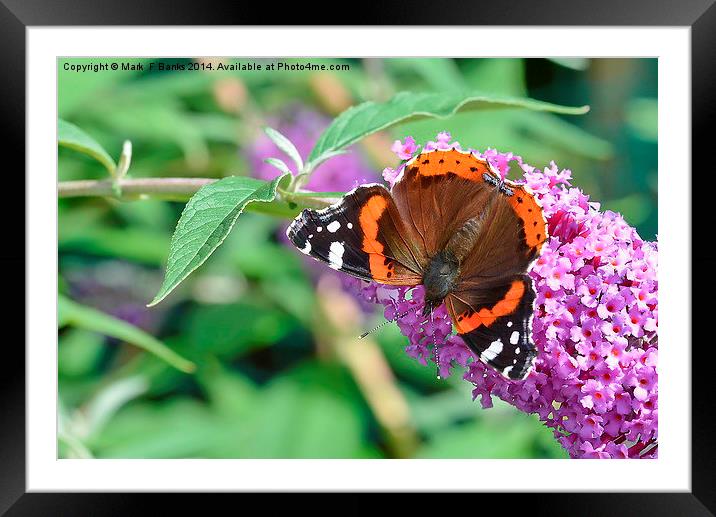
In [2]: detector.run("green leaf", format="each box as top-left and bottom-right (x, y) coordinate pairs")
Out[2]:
(58, 295), (196, 373)
(306, 91), (590, 168)
(264, 127), (304, 172)
(264, 157), (293, 175)
(58, 119), (116, 175)
(396, 108), (613, 164)
(148, 174), (290, 306)
(304, 149), (349, 174)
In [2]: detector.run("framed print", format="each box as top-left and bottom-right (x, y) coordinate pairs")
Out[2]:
(4, 0), (714, 514)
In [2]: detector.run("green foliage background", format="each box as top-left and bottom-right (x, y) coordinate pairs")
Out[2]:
(58, 57), (657, 459)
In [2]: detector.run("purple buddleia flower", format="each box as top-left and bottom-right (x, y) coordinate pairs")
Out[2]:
(391, 136), (418, 160)
(345, 132), (658, 459)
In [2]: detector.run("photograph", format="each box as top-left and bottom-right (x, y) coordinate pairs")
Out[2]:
(57, 56), (658, 461)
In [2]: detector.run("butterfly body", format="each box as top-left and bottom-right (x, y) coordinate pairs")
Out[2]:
(287, 148), (548, 380)
(422, 250), (460, 315)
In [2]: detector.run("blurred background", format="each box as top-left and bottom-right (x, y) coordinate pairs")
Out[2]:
(58, 57), (657, 459)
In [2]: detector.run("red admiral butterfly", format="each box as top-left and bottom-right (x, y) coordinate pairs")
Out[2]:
(287, 148), (548, 380)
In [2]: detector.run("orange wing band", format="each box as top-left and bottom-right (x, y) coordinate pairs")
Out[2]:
(507, 186), (547, 253)
(407, 150), (491, 182)
(455, 280), (525, 334)
(359, 194), (392, 279)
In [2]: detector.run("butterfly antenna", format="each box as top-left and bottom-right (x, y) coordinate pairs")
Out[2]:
(435, 343), (441, 379)
(359, 304), (421, 339)
(359, 319), (394, 339)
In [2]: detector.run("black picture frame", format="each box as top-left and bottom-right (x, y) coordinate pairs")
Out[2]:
(3, 0), (712, 514)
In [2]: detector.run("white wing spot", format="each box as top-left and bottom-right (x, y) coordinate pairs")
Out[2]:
(507, 321), (513, 328)
(503, 366), (513, 377)
(347, 223), (353, 229)
(515, 347), (520, 355)
(510, 331), (520, 345)
(328, 241), (345, 270)
(317, 227), (322, 232)
(299, 241), (311, 255)
(327, 220), (341, 233)
(481, 340), (503, 362)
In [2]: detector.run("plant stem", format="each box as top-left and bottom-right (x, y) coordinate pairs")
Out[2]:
(58, 178), (217, 200)
(286, 190), (346, 198)
(57, 177), (338, 213)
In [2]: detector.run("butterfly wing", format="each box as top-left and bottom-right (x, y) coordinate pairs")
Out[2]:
(444, 175), (546, 380)
(287, 184), (427, 284)
(288, 148), (548, 380)
(391, 149), (498, 257)
(446, 275), (538, 380)
(502, 180), (548, 260)
(391, 150), (547, 380)
(391, 149), (548, 262)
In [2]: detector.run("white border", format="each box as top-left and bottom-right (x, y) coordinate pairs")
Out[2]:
(29, 27), (690, 491)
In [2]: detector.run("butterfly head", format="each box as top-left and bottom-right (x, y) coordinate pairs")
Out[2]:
(422, 250), (460, 316)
